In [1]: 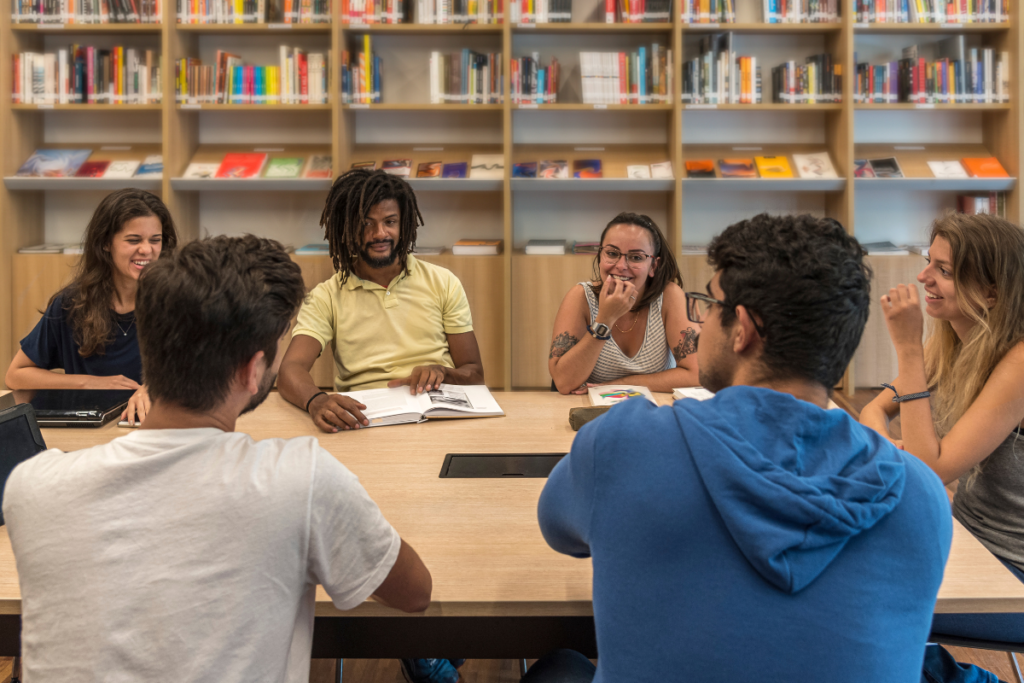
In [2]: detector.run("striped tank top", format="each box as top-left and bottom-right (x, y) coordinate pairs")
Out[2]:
(580, 282), (673, 384)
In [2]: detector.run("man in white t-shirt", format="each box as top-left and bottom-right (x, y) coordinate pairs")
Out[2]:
(3, 235), (433, 683)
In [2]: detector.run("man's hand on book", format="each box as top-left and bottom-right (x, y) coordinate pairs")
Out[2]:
(388, 365), (446, 395)
(309, 393), (370, 433)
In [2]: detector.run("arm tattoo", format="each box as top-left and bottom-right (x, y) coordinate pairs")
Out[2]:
(673, 327), (699, 362)
(550, 332), (580, 359)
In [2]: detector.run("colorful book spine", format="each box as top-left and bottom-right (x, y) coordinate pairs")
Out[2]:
(13, 46), (161, 104)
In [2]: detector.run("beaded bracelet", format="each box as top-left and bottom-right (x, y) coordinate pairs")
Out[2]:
(305, 391), (328, 413)
(881, 382), (931, 403)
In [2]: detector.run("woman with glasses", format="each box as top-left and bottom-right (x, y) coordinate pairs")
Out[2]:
(548, 212), (700, 394)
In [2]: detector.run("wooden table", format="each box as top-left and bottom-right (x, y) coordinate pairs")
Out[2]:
(0, 391), (1022, 658)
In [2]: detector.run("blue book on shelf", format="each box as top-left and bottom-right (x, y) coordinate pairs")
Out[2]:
(639, 47), (646, 100)
(295, 243), (330, 255)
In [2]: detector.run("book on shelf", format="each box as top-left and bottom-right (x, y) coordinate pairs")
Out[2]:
(650, 161), (673, 179)
(13, 0), (162, 23)
(304, 155), (332, 178)
(135, 155), (163, 177)
(754, 156), (793, 179)
(264, 157), (305, 178)
(525, 239), (567, 255)
(405, 0), (504, 24)
(907, 245), (929, 257)
(682, 34), (766, 105)
(685, 160), (716, 178)
(75, 161), (110, 178)
(178, 0), (330, 23)
(13, 48), (162, 105)
(416, 161), (442, 178)
(382, 159), (413, 177)
(175, 47), (328, 105)
(672, 386), (715, 401)
(758, 0), (839, 23)
(961, 157), (1009, 178)
(16, 149), (92, 178)
(927, 160), (969, 179)
(17, 243), (69, 254)
(469, 154), (504, 179)
(341, 35), (380, 104)
(681, 0), (733, 23)
(719, 158), (757, 178)
(413, 246), (445, 255)
(868, 157), (903, 178)
(351, 160), (376, 170)
(855, 0), (1006, 24)
(336, 384), (504, 428)
(573, 159), (603, 179)
(183, 162), (221, 179)
(429, 51), (504, 105)
(64, 245), (84, 254)
(862, 241), (910, 256)
(601, 0), (671, 23)
(853, 159), (875, 178)
(538, 160), (569, 179)
(626, 165), (652, 179)
(511, 54), (559, 105)
(510, 0), (568, 23)
(342, 0), (406, 23)
(958, 192), (1006, 218)
(512, 162), (538, 178)
(854, 44), (1009, 105)
(573, 241), (601, 254)
(294, 243), (330, 255)
(589, 385), (656, 406)
(442, 162), (468, 178)
(452, 239), (502, 255)
(104, 160), (141, 178)
(681, 245), (708, 255)
(771, 54), (841, 104)
(792, 152), (838, 179)
(580, 46), (672, 105)
(215, 152), (268, 178)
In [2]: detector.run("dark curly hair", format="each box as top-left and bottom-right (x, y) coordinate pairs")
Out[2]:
(591, 212), (682, 311)
(707, 213), (872, 388)
(319, 168), (423, 283)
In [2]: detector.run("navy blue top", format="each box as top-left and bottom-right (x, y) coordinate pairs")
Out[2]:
(20, 293), (142, 383)
(539, 386), (952, 683)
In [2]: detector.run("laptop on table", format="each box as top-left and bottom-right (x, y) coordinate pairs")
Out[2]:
(3, 389), (134, 428)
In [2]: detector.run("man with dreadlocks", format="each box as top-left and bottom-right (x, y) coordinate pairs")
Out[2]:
(279, 168), (484, 430)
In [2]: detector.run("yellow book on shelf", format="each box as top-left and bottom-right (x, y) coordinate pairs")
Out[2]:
(234, 0), (243, 21)
(754, 156), (794, 178)
(363, 34), (371, 99)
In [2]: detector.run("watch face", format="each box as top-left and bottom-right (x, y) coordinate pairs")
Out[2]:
(594, 323), (610, 336)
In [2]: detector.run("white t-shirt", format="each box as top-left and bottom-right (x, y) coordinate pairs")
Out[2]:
(2, 428), (401, 683)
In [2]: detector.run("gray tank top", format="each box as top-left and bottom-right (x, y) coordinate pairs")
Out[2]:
(580, 282), (672, 384)
(953, 426), (1024, 571)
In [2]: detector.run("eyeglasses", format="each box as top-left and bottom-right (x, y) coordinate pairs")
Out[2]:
(685, 292), (726, 324)
(600, 247), (653, 267)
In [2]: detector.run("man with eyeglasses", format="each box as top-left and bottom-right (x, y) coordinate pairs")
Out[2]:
(531, 213), (952, 683)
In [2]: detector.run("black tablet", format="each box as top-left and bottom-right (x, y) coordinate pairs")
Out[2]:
(0, 403), (48, 525)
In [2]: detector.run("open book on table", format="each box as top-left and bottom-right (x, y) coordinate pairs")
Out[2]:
(588, 385), (657, 406)
(338, 384), (504, 427)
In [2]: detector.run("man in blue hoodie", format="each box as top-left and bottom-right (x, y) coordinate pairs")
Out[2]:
(534, 213), (954, 683)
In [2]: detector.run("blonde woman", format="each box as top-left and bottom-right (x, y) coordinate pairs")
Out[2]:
(860, 212), (1024, 681)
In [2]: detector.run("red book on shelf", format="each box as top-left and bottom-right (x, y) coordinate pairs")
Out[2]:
(300, 52), (308, 104)
(75, 161), (111, 177)
(605, 0), (613, 22)
(215, 153), (268, 178)
(618, 52), (627, 103)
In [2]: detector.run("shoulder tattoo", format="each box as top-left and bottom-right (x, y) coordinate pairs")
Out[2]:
(550, 331), (580, 359)
(673, 327), (698, 362)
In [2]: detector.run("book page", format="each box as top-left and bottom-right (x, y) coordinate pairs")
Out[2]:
(338, 387), (422, 419)
(423, 385), (504, 416)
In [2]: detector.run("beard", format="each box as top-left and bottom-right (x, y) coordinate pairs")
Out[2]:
(241, 369), (276, 415)
(360, 240), (398, 269)
(697, 341), (733, 394)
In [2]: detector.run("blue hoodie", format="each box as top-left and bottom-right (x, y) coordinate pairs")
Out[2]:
(538, 386), (952, 683)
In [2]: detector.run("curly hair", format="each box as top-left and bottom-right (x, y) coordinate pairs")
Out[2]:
(707, 213), (872, 388)
(319, 168), (424, 283)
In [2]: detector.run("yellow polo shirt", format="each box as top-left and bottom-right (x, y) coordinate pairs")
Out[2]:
(293, 256), (474, 391)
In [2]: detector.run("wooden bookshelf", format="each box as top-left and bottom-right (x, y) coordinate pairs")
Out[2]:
(1, 0), (1022, 393)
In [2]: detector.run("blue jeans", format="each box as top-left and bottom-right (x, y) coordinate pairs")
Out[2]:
(522, 650), (596, 683)
(399, 658), (465, 683)
(923, 559), (1024, 683)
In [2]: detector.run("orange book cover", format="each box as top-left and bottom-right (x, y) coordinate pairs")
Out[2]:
(685, 160), (716, 178)
(215, 152), (268, 178)
(961, 157), (1009, 178)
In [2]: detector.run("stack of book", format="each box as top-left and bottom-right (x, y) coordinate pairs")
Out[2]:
(854, 0), (1007, 23)
(177, 0), (330, 23)
(511, 54), (559, 104)
(762, 0), (840, 22)
(341, 36), (380, 104)
(579, 46), (672, 105)
(429, 51), (503, 104)
(681, 0), (733, 22)
(958, 192), (1007, 217)
(13, 0), (162, 22)
(525, 240), (567, 255)
(13, 48), (162, 105)
(182, 152), (332, 179)
(175, 48), (328, 105)
(854, 42), (1009, 105)
(452, 239), (502, 255)
(15, 149), (163, 178)
(603, 0), (671, 23)
(342, 0), (406, 22)
(412, 0), (504, 22)
(770, 54), (841, 104)
(682, 35), (761, 104)
(510, 0), (569, 22)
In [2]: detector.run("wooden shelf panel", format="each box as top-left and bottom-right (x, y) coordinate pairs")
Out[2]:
(683, 178), (846, 191)
(11, 23), (162, 32)
(512, 178), (675, 191)
(855, 178), (1016, 191)
(342, 22), (502, 32)
(4, 177), (162, 190)
(513, 22), (673, 32)
(12, 104), (162, 111)
(170, 178), (332, 191)
(406, 179), (503, 191)
(683, 21), (843, 32)
(343, 103), (504, 110)
(853, 22), (1011, 33)
(515, 103), (673, 110)
(684, 103), (843, 110)
(176, 23), (331, 33)
(855, 103), (1011, 110)
(176, 104), (332, 110)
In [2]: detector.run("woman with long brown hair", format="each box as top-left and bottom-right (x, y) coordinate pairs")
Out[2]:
(548, 212), (700, 394)
(860, 212), (1024, 681)
(5, 189), (178, 424)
